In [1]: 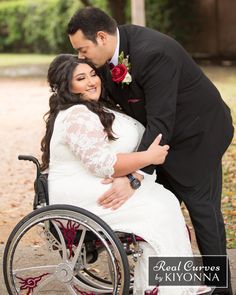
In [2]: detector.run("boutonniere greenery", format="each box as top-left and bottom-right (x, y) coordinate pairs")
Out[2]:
(110, 51), (132, 85)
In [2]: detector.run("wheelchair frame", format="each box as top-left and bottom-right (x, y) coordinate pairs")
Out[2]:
(3, 156), (146, 295)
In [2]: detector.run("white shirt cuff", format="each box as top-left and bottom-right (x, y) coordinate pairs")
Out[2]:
(136, 170), (148, 177)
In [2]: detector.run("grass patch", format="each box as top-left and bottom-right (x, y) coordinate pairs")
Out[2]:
(0, 53), (55, 67)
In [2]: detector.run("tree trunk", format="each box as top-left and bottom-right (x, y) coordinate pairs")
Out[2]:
(131, 0), (145, 26)
(107, 0), (127, 24)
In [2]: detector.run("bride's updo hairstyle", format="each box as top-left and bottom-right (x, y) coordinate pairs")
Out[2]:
(40, 54), (119, 171)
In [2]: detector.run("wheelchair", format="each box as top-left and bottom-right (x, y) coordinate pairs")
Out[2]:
(3, 155), (149, 295)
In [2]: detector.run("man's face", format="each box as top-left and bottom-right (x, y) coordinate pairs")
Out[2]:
(69, 30), (110, 68)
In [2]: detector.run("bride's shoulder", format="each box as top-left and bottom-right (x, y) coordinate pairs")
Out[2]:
(62, 104), (94, 117)
(62, 104), (99, 124)
(66, 104), (89, 113)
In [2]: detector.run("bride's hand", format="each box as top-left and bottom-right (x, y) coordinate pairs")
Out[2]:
(98, 176), (135, 210)
(146, 134), (169, 165)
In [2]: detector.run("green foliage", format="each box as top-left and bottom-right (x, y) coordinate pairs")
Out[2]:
(0, 0), (200, 53)
(91, 0), (107, 10)
(0, 0), (82, 53)
(145, 0), (199, 45)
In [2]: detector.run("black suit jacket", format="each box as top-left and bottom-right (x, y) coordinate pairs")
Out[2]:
(103, 25), (234, 187)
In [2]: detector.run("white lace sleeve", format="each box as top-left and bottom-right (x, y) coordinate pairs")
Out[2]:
(63, 105), (117, 178)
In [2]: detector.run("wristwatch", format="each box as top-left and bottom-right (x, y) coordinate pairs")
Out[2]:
(127, 173), (141, 190)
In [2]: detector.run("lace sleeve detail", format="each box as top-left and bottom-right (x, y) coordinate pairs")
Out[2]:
(63, 105), (117, 178)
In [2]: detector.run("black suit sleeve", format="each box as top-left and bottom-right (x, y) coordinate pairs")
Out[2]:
(136, 52), (179, 174)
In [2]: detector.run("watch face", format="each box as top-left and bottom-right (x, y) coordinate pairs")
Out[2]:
(131, 178), (141, 189)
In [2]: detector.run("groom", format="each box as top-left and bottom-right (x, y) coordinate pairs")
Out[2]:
(67, 7), (234, 294)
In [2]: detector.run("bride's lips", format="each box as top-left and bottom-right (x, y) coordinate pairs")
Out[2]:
(86, 87), (97, 93)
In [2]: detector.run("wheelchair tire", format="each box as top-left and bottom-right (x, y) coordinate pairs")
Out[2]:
(3, 204), (130, 295)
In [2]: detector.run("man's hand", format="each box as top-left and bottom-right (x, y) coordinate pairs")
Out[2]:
(146, 134), (169, 165)
(98, 176), (136, 210)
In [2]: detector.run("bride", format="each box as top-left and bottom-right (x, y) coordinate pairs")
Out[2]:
(40, 54), (209, 295)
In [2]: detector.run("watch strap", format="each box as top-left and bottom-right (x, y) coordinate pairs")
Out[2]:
(127, 173), (135, 182)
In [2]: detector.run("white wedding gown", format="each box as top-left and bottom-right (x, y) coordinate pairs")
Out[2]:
(48, 104), (196, 295)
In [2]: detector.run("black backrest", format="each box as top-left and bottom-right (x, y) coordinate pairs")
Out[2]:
(33, 173), (49, 209)
(18, 155), (49, 210)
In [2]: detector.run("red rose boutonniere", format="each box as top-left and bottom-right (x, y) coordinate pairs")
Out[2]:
(111, 51), (132, 85)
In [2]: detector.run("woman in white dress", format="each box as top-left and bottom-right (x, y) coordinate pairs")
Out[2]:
(40, 54), (209, 295)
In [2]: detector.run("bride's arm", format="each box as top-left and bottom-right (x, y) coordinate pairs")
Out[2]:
(63, 105), (169, 178)
(112, 135), (168, 177)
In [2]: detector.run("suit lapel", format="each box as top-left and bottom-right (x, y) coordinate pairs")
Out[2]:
(119, 26), (129, 58)
(112, 26), (132, 103)
(100, 26), (146, 124)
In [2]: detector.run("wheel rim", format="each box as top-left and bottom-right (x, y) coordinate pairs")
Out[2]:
(3, 205), (130, 295)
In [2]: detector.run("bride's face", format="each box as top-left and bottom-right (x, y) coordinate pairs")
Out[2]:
(71, 63), (102, 101)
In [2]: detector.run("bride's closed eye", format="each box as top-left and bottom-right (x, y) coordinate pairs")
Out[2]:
(76, 71), (97, 81)
(76, 77), (85, 81)
(90, 70), (97, 77)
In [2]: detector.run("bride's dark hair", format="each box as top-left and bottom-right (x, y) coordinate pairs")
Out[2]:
(40, 54), (120, 171)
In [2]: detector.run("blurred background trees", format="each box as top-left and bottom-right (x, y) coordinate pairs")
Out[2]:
(0, 0), (201, 54)
(0, 0), (236, 58)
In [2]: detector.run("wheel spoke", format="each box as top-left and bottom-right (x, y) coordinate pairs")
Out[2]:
(66, 284), (78, 295)
(51, 220), (68, 261)
(14, 265), (57, 274)
(32, 273), (57, 294)
(71, 228), (86, 267)
(72, 275), (113, 293)
(75, 270), (113, 290)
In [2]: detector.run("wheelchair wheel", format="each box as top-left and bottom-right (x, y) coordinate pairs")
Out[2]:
(3, 204), (130, 295)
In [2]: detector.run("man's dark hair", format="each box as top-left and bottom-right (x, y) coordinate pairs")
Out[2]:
(67, 7), (117, 43)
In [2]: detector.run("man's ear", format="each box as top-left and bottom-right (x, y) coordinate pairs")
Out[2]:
(96, 31), (108, 45)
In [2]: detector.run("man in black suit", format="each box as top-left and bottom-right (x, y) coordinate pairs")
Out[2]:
(67, 7), (234, 294)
